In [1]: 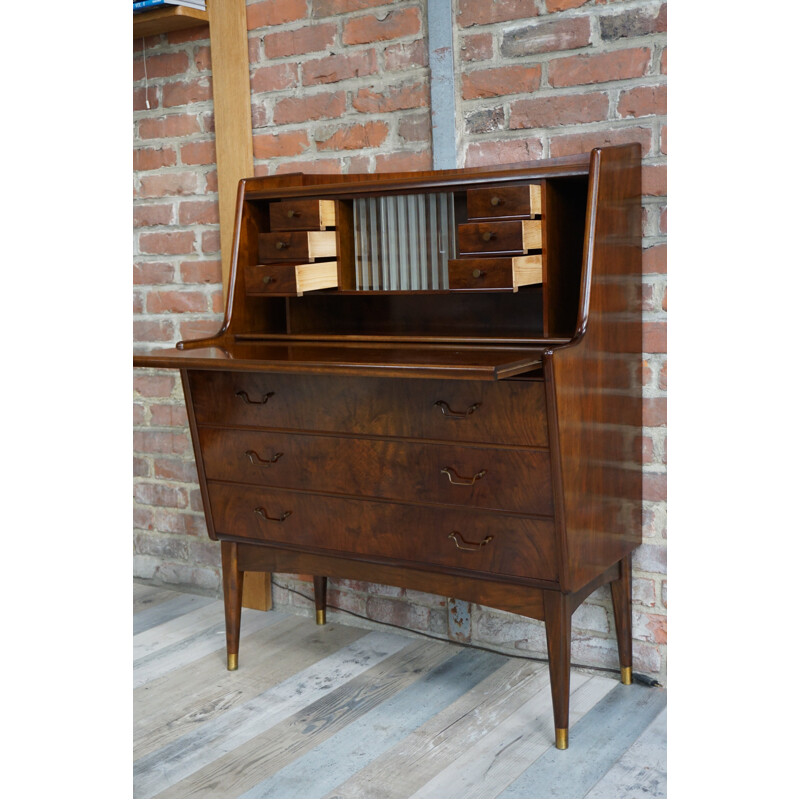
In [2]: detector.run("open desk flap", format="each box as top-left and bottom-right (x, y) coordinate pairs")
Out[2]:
(133, 341), (545, 380)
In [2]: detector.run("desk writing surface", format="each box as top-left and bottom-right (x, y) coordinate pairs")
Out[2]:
(132, 341), (545, 380)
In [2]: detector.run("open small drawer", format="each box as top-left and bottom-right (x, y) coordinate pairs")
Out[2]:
(448, 255), (543, 292)
(244, 262), (339, 296)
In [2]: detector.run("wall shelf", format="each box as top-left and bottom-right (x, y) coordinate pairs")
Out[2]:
(133, 7), (209, 39)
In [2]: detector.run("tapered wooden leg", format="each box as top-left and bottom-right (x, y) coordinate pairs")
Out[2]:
(313, 576), (327, 625)
(610, 554), (633, 685)
(220, 541), (244, 670)
(543, 591), (572, 750)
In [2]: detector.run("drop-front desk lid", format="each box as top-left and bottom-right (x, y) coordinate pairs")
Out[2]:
(133, 340), (547, 380)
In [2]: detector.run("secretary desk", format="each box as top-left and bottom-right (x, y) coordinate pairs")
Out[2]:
(133, 142), (643, 749)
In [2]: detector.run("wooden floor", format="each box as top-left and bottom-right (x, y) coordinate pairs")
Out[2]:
(133, 582), (666, 799)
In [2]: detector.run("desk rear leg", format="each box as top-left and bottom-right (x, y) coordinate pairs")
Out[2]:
(313, 576), (328, 625)
(221, 541), (244, 670)
(610, 554), (633, 685)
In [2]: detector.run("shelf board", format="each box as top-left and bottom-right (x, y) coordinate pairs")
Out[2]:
(133, 7), (209, 39)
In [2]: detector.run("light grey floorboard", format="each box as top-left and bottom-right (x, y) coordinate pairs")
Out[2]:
(134, 582), (183, 615)
(134, 618), (367, 761)
(133, 607), (282, 689)
(133, 587), (667, 800)
(585, 707), (667, 799)
(134, 629), (411, 798)
(133, 591), (216, 636)
(413, 673), (619, 799)
(162, 639), (454, 799)
(241, 647), (509, 799)
(499, 683), (667, 799)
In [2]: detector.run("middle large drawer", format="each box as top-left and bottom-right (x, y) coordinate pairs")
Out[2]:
(198, 427), (553, 516)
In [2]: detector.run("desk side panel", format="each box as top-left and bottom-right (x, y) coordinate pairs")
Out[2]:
(550, 144), (643, 592)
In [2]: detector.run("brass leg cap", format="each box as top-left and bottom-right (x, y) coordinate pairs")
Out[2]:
(555, 728), (568, 750)
(227, 653), (238, 671)
(316, 609), (326, 625)
(621, 666), (632, 685)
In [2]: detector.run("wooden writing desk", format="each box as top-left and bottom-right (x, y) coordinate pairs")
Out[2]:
(134, 143), (642, 749)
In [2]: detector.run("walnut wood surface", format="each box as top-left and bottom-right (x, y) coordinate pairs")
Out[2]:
(207, 482), (559, 582)
(549, 144), (642, 592)
(268, 199), (335, 231)
(197, 427), (554, 515)
(187, 371), (550, 447)
(234, 543), (549, 619)
(457, 220), (542, 257)
(467, 184), (542, 220)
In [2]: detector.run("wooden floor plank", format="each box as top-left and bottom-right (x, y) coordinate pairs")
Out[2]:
(328, 658), (554, 799)
(134, 629), (412, 798)
(133, 582), (183, 615)
(134, 591), (216, 636)
(133, 607), (281, 689)
(241, 647), (509, 799)
(132, 588), (667, 800)
(412, 673), (618, 799)
(134, 617), (367, 760)
(160, 638), (456, 799)
(133, 601), (229, 661)
(585, 706), (667, 799)
(499, 683), (667, 799)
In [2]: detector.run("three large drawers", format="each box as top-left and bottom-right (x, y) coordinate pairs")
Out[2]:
(188, 370), (558, 583)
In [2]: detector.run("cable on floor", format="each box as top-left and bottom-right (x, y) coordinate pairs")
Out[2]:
(271, 579), (662, 688)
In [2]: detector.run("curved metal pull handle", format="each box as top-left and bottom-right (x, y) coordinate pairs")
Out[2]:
(434, 400), (481, 418)
(236, 390), (275, 405)
(441, 467), (487, 486)
(448, 531), (494, 551)
(245, 449), (283, 467)
(275, 240), (289, 250)
(254, 506), (292, 523)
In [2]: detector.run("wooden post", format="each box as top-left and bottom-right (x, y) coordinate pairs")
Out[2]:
(206, 0), (254, 305)
(206, 0), (268, 612)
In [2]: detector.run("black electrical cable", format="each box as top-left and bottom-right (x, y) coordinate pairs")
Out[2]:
(271, 579), (663, 689)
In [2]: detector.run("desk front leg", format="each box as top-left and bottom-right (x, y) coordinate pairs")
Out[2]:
(220, 541), (244, 670)
(543, 590), (572, 750)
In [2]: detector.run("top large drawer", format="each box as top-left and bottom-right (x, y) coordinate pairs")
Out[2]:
(187, 371), (548, 448)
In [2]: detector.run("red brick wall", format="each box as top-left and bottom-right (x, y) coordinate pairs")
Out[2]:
(134, 0), (667, 681)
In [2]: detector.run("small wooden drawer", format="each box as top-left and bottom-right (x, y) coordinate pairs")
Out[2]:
(449, 256), (543, 292)
(269, 199), (336, 232)
(207, 482), (559, 581)
(244, 262), (338, 296)
(257, 230), (337, 262)
(198, 428), (554, 515)
(187, 372), (549, 447)
(458, 219), (542, 256)
(467, 184), (542, 220)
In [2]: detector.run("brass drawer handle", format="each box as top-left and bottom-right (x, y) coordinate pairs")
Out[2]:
(245, 449), (283, 467)
(448, 531), (493, 551)
(236, 390), (275, 405)
(434, 400), (481, 418)
(472, 269), (485, 279)
(254, 506), (292, 523)
(490, 196), (502, 207)
(275, 240), (289, 250)
(481, 231), (495, 242)
(262, 275), (274, 284)
(441, 466), (486, 486)
(287, 209), (298, 218)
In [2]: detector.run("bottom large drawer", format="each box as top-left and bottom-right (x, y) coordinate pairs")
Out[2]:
(207, 482), (558, 582)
